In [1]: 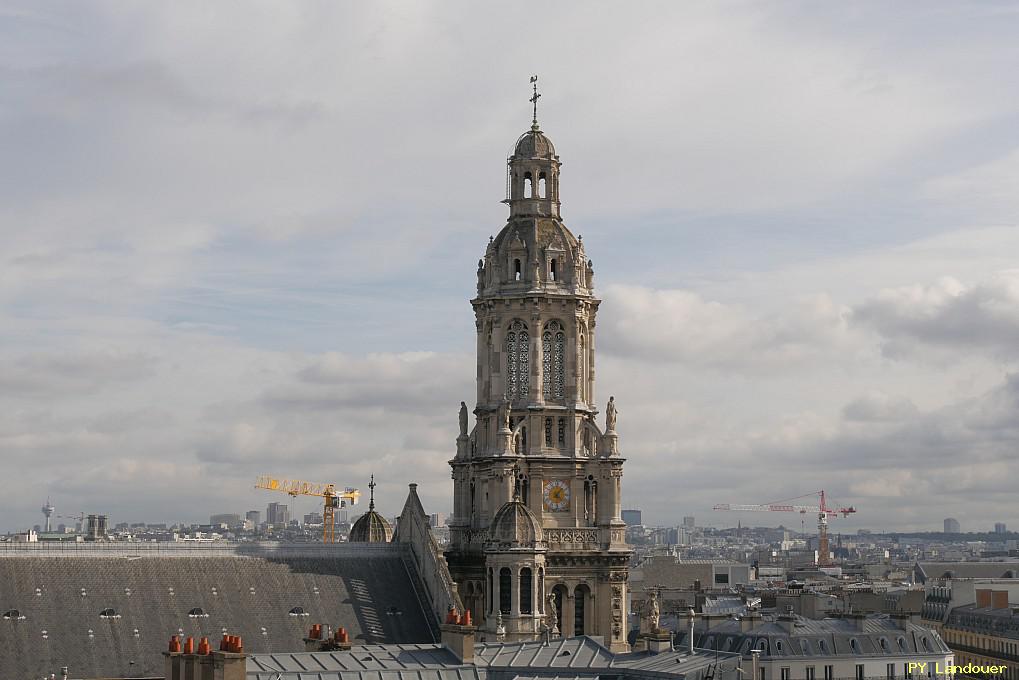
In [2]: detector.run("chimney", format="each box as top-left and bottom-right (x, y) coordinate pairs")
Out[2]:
(164, 636), (183, 680)
(440, 618), (476, 663)
(182, 636), (198, 680)
(976, 589), (992, 608)
(701, 613), (730, 631)
(212, 636), (246, 680)
(740, 611), (762, 633)
(777, 606), (797, 633)
(992, 591), (1009, 609)
(845, 613), (867, 632)
(197, 638), (215, 680)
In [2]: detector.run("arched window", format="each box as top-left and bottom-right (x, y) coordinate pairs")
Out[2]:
(499, 568), (511, 614)
(574, 584), (590, 635)
(504, 320), (530, 400)
(524, 172), (533, 199)
(557, 418), (566, 447)
(545, 417), (553, 447)
(514, 258), (522, 281)
(520, 568), (533, 614)
(539, 172), (547, 198)
(99, 608), (119, 619)
(188, 607), (209, 618)
(550, 258), (557, 281)
(542, 321), (565, 399)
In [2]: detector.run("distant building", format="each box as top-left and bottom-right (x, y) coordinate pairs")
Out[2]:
(209, 513), (241, 527)
(995, 522), (1007, 534)
(303, 512), (324, 526)
(622, 509), (643, 526)
(84, 514), (108, 541)
(266, 502), (290, 527)
(428, 512), (446, 528)
(683, 516), (695, 529)
(944, 517), (961, 533)
(245, 510), (261, 525)
(675, 613), (953, 679)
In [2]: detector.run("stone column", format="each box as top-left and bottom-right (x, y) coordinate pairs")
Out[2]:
(574, 317), (584, 405)
(587, 318), (596, 409)
(571, 477), (583, 527)
(511, 566), (520, 616)
(532, 316), (544, 406)
(492, 322), (505, 403)
(564, 592), (575, 637)
(529, 475), (542, 519)
(476, 317), (486, 405)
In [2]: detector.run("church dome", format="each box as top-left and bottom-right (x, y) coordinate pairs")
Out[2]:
(512, 126), (557, 160)
(348, 474), (393, 543)
(485, 500), (544, 550)
(348, 509), (393, 543)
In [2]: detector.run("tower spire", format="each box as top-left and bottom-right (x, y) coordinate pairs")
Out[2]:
(368, 474), (376, 511)
(529, 75), (541, 130)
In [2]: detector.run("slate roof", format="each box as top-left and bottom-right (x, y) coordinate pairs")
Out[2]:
(0, 543), (435, 679)
(673, 615), (951, 660)
(945, 604), (1019, 640)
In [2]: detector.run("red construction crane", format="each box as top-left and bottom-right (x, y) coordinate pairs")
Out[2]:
(714, 490), (856, 567)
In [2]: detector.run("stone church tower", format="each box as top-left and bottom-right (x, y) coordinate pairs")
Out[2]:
(447, 108), (631, 652)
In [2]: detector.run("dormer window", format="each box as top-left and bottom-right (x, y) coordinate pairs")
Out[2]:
(550, 258), (557, 281)
(100, 608), (120, 619)
(514, 259), (522, 281)
(187, 607), (209, 618)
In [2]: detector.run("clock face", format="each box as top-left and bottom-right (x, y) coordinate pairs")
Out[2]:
(543, 479), (570, 512)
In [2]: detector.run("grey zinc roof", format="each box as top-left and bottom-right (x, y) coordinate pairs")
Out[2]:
(248, 637), (734, 680)
(249, 644), (463, 673)
(473, 636), (615, 668)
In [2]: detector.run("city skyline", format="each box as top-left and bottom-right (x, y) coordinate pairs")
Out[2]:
(4, 3), (1019, 531)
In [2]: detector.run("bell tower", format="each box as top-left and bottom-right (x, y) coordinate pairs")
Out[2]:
(448, 81), (631, 651)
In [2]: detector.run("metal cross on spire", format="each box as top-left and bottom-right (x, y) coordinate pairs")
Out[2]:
(529, 75), (541, 129)
(368, 474), (376, 510)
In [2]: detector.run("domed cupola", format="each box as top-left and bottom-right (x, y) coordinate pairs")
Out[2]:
(348, 475), (393, 543)
(512, 127), (556, 160)
(485, 497), (544, 551)
(503, 79), (561, 220)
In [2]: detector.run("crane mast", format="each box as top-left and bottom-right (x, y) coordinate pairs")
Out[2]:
(255, 476), (361, 543)
(714, 490), (856, 567)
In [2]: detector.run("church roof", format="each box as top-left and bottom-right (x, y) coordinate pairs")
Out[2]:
(485, 499), (544, 551)
(0, 543), (435, 679)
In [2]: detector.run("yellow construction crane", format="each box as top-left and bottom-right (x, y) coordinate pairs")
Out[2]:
(254, 476), (361, 543)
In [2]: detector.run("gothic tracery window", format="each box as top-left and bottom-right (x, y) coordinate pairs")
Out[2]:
(542, 320), (566, 400)
(504, 320), (530, 400)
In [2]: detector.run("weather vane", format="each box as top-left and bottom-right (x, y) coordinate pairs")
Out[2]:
(530, 75), (541, 127)
(368, 473), (376, 510)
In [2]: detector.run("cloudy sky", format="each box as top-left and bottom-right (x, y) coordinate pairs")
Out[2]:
(3, 2), (1019, 533)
